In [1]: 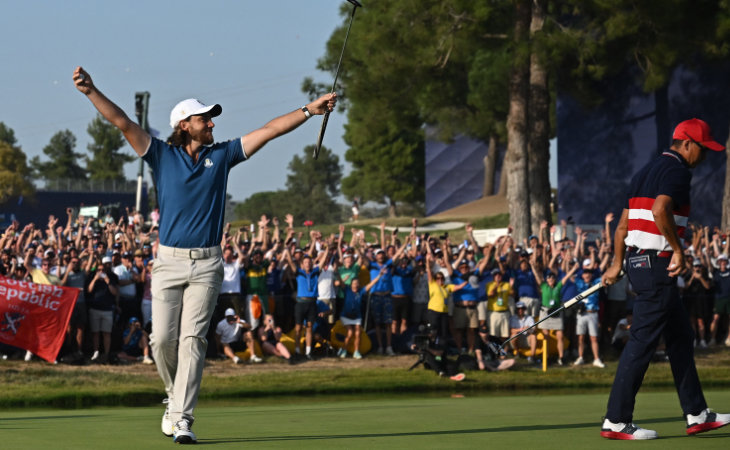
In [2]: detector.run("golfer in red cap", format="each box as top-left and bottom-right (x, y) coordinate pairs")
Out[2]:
(601, 118), (728, 440)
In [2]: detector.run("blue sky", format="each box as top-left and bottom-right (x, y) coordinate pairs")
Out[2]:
(0, 0), (349, 201)
(1, 0), (556, 204)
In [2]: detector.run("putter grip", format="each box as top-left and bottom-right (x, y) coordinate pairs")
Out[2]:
(313, 111), (331, 159)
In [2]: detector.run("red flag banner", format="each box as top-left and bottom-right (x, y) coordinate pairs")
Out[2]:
(0, 276), (78, 362)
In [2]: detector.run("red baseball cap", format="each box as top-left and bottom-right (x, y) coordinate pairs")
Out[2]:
(672, 118), (725, 151)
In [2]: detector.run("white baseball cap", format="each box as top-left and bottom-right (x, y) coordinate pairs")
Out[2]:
(169, 99), (222, 129)
(224, 308), (236, 317)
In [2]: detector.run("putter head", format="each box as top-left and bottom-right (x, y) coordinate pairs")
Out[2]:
(347, 0), (362, 7)
(487, 341), (509, 358)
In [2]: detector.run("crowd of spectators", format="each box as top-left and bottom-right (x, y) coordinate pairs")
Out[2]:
(1, 208), (729, 370)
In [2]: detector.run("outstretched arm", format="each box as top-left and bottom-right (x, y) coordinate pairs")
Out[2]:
(73, 67), (150, 156)
(241, 93), (336, 158)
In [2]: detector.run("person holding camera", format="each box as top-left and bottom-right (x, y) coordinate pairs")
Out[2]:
(86, 256), (119, 364)
(215, 308), (261, 364)
(118, 317), (153, 364)
(257, 316), (292, 363)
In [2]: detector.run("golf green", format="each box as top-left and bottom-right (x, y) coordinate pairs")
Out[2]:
(1, 390), (728, 449)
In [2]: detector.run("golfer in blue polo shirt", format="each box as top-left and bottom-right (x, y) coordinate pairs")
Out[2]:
(73, 66), (336, 444)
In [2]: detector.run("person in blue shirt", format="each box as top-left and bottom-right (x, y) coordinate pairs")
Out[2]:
(339, 269), (386, 359)
(512, 255), (541, 319)
(283, 247), (329, 361)
(364, 242), (408, 355)
(391, 255), (415, 340)
(573, 259), (605, 368)
(73, 66), (336, 444)
(444, 256), (488, 354)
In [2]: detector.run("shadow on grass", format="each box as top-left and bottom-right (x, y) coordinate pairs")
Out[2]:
(197, 416), (699, 445)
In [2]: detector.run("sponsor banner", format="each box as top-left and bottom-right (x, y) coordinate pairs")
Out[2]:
(0, 276), (78, 362)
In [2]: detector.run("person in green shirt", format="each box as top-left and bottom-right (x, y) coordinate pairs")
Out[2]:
(244, 248), (271, 329)
(531, 261), (578, 365)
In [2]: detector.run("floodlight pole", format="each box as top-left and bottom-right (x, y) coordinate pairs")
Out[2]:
(134, 92), (150, 212)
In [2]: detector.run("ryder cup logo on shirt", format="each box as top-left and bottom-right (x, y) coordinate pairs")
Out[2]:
(204, 158), (213, 168)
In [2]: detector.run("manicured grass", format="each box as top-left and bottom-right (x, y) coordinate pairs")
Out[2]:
(3, 349), (730, 408)
(2, 391), (729, 449)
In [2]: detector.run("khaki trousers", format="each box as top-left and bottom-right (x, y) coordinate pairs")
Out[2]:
(150, 245), (223, 424)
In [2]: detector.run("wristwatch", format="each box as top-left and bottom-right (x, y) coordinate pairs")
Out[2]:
(301, 106), (312, 118)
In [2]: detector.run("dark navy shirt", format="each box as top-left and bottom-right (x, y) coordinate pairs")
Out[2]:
(625, 149), (691, 251)
(142, 137), (246, 248)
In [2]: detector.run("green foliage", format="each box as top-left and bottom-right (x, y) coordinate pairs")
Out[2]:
(234, 190), (293, 223)
(546, 0), (724, 101)
(85, 114), (134, 181)
(235, 145), (344, 225)
(30, 130), (87, 181)
(0, 122), (18, 146)
(0, 124), (35, 202)
(310, 1), (516, 211)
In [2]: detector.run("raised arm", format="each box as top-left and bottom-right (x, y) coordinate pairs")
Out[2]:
(73, 67), (150, 156)
(241, 93), (336, 158)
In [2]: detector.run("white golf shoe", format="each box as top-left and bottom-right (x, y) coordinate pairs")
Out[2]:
(686, 408), (730, 435)
(573, 356), (584, 366)
(592, 359), (605, 368)
(600, 418), (658, 440)
(161, 400), (173, 437)
(173, 419), (197, 444)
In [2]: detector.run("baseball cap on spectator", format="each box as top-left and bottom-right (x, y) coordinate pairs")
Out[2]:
(44, 249), (55, 258)
(169, 98), (222, 129)
(719, 254), (729, 261)
(582, 258), (592, 268)
(528, 235), (538, 241)
(102, 256), (113, 264)
(134, 249), (144, 257)
(224, 308), (236, 317)
(129, 317), (140, 325)
(114, 232), (123, 241)
(692, 259), (702, 266)
(491, 268), (502, 275)
(515, 301), (526, 309)
(672, 118), (725, 151)
(415, 255), (424, 263)
(458, 259), (469, 267)
(374, 249), (385, 255)
(122, 251), (132, 259)
(112, 243), (122, 249)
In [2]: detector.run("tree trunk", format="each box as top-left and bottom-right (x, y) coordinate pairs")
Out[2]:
(723, 123), (730, 230)
(527, 0), (551, 232)
(506, 0), (532, 241)
(483, 134), (498, 197)
(388, 199), (397, 218)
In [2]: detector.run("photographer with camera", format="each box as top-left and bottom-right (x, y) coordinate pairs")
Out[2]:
(410, 323), (465, 381)
(87, 255), (120, 364)
(215, 308), (261, 364)
(118, 317), (153, 364)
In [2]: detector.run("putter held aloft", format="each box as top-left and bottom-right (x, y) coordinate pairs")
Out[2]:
(313, 0), (361, 159)
(498, 271), (625, 353)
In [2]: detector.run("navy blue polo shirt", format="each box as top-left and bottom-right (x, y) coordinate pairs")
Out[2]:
(142, 137), (246, 248)
(624, 149), (691, 251)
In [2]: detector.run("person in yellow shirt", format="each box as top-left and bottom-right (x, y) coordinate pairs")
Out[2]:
(425, 253), (466, 343)
(24, 247), (61, 286)
(485, 269), (513, 340)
